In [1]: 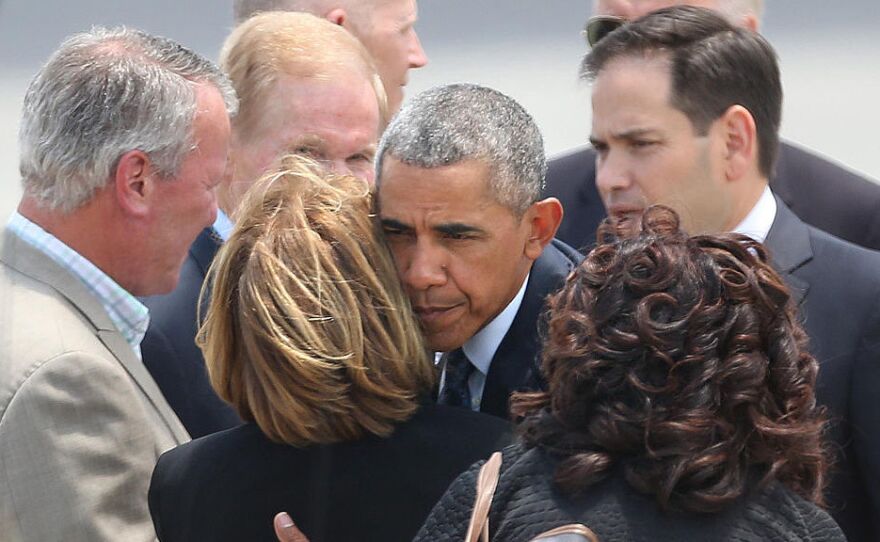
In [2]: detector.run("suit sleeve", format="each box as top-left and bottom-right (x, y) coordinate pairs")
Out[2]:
(0, 351), (162, 542)
(850, 298), (880, 536)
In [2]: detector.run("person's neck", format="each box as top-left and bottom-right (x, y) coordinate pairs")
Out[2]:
(720, 178), (769, 233)
(17, 195), (142, 293)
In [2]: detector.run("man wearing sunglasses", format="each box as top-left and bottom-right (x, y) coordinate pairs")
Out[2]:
(545, 0), (880, 253)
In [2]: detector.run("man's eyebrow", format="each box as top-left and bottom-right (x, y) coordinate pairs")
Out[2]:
(591, 128), (659, 147)
(288, 134), (326, 150)
(434, 223), (486, 236)
(379, 217), (412, 230)
(615, 128), (658, 140)
(360, 144), (377, 159)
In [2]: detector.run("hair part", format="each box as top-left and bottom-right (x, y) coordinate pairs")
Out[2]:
(513, 205), (828, 513)
(582, 5), (781, 177)
(375, 83), (546, 217)
(220, 11), (387, 139)
(18, 26), (237, 213)
(199, 154), (434, 446)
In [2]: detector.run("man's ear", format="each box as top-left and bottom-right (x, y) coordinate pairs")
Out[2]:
(718, 105), (758, 183)
(325, 7), (349, 27)
(523, 197), (563, 260)
(741, 13), (760, 32)
(114, 150), (154, 217)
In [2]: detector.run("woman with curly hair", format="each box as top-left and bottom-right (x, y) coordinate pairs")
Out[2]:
(147, 156), (512, 542)
(416, 206), (844, 542)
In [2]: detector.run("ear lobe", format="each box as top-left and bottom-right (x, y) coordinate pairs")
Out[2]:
(325, 7), (348, 27)
(523, 197), (564, 260)
(114, 150), (154, 218)
(720, 105), (757, 182)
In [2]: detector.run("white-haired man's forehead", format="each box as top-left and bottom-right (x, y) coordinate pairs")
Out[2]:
(234, 0), (374, 23)
(592, 0), (763, 21)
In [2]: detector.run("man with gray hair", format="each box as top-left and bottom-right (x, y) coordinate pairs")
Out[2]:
(0, 27), (236, 541)
(233, 0), (427, 113)
(547, 0), (880, 253)
(376, 83), (581, 419)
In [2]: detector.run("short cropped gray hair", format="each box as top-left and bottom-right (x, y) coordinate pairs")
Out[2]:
(19, 26), (238, 213)
(376, 83), (546, 216)
(234, 0), (336, 23)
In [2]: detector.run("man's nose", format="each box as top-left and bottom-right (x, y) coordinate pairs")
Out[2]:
(595, 149), (632, 194)
(402, 241), (447, 291)
(409, 31), (428, 69)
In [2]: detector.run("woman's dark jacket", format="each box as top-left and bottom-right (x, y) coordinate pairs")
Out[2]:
(415, 444), (845, 542)
(149, 403), (513, 542)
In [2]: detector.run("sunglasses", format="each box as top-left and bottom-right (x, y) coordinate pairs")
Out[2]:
(583, 15), (625, 47)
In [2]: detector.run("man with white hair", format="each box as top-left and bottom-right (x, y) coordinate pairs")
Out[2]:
(0, 27), (236, 540)
(234, 0), (427, 113)
(546, 0), (880, 253)
(141, 12), (387, 438)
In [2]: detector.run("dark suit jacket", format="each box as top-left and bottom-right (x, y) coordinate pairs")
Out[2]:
(148, 403), (514, 542)
(545, 142), (880, 252)
(141, 228), (240, 439)
(479, 239), (583, 419)
(764, 200), (880, 542)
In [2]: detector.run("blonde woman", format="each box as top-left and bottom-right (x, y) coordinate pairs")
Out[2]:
(148, 156), (512, 542)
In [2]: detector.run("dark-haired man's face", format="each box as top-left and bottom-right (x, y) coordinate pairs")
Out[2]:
(590, 55), (733, 236)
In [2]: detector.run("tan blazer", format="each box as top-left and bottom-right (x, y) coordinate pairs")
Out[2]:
(0, 229), (190, 542)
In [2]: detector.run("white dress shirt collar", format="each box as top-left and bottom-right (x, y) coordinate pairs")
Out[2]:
(461, 272), (530, 376)
(212, 208), (234, 242)
(731, 185), (777, 243)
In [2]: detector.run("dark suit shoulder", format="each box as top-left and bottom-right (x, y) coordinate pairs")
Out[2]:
(398, 403), (514, 451)
(546, 146), (596, 195)
(545, 147), (606, 252)
(774, 142), (880, 250)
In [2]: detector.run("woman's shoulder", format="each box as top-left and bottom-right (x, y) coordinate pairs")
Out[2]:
(739, 484), (846, 541)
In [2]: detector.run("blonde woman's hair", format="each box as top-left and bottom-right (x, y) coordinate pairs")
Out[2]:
(199, 155), (433, 445)
(219, 11), (388, 139)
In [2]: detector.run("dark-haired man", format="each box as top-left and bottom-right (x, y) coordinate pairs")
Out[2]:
(583, 7), (880, 540)
(547, 0), (880, 252)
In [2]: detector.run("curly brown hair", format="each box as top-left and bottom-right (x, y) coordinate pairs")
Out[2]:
(513, 206), (828, 513)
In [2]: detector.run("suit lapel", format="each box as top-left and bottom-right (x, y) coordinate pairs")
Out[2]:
(764, 197), (812, 307)
(481, 241), (581, 417)
(0, 230), (190, 443)
(189, 227), (222, 276)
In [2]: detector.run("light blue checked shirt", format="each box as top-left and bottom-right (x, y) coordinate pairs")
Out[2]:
(7, 212), (150, 359)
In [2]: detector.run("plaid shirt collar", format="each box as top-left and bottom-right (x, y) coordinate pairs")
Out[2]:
(7, 212), (150, 359)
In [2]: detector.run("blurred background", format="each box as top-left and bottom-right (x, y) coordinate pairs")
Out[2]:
(1, 1), (878, 222)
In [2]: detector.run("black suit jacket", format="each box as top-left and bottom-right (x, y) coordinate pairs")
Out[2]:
(764, 200), (880, 542)
(148, 403), (514, 542)
(545, 142), (880, 252)
(479, 239), (583, 419)
(141, 228), (240, 439)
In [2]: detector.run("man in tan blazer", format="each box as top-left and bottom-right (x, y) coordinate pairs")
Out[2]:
(0, 27), (236, 541)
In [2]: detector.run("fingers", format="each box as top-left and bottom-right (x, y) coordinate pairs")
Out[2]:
(274, 512), (310, 542)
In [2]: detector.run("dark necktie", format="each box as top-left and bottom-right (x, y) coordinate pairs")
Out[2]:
(439, 348), (476, 409)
